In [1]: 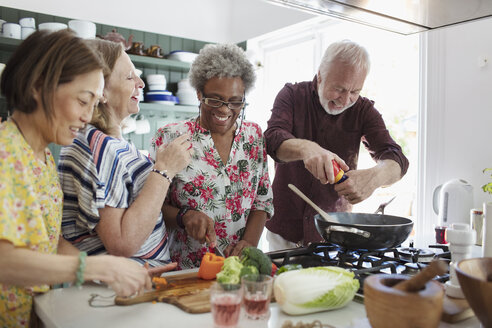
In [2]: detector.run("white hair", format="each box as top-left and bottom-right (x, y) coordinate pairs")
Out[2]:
(318, 40), (370, 76)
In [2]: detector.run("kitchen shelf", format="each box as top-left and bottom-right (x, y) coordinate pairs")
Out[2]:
(139, 102), (198, 116)
(0, 37), (191, 72)
(0, 36), (22, 52)
(128, 54), (191, 72)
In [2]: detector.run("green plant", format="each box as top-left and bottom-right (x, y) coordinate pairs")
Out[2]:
(483, 168), (492, 194)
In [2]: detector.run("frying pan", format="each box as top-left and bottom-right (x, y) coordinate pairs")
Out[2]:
(288, 183), (413, 250)
(314, 212), (413, 250)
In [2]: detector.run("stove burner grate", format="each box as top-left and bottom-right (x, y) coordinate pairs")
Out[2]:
(267, 242), (450, 296)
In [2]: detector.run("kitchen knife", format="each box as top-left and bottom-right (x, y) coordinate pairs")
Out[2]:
(214, 246), (226, 258)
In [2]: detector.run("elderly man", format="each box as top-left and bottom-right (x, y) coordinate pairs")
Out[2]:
(264, 40), (409, 250)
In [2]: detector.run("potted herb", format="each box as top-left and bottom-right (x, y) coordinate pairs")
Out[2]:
(482, 168), (492, 257)
(483, 168), (492, 194)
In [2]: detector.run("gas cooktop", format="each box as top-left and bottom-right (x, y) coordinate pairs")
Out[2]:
(267, 242), (451, 301)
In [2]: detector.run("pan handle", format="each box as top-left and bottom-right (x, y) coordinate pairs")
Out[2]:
(328, 225), (371, 238)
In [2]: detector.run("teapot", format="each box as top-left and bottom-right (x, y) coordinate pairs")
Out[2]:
(98, 29), (133, 50)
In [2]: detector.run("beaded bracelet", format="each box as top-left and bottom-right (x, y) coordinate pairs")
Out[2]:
(151, 168), (172, 184)
(75, 251), (87, 288)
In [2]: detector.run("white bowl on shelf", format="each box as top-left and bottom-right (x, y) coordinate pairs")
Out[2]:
(68, 20), (96, 39)
(38, 22), (68, 32)
(176, 92), (199, 106)
(147, 83), (167, 91)
(178, 78), (194, 91)
(167, 51), (198, 63)
(146, 74), (166, 85)
(151, 100), (176, 106)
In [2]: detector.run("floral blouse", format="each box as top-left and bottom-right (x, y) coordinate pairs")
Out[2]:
(150, 119), (274, 269)
(0, 120), (63, 328)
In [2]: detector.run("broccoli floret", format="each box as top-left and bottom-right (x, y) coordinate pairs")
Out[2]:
(240, 247), (272, 276)
(216, 256), (243, 284)
(239, 265), (259, 279)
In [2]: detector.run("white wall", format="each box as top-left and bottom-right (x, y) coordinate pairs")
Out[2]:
(0, 0), (314, 43)
(417, 18), (492, 246)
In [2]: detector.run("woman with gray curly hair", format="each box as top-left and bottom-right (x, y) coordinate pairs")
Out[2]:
(150, 43), (274, 269)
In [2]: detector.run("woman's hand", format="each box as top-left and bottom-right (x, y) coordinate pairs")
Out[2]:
(154, 134), (193, 177)
(224, 240), (253, 257)
(90, 255), (152, 297)
(182, 210), (217, 246)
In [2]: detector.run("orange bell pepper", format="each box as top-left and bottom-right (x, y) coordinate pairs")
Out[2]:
(198, 252), (225, 280)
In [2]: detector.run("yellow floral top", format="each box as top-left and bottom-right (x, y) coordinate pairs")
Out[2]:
(0, 120), (63, 328)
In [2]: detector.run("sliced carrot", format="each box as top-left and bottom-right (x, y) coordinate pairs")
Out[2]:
(152, 276), (168, 290)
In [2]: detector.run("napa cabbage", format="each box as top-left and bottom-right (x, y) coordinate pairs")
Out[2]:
(273, 266), (359, 315)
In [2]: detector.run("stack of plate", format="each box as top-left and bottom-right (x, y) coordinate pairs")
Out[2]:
(146, 74), (167, 91)
(145, 90), (179, 105)
(176, 79), (199, 106)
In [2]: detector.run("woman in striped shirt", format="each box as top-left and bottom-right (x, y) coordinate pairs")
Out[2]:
(58, 39), (193, 269)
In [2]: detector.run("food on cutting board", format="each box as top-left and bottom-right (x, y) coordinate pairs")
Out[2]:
(216, 256), (243, 284)
(152, 276), (168, 290)
(274, 266), (359, 315)
(215, 247), (274, 284)
(198, 252), (225, 280)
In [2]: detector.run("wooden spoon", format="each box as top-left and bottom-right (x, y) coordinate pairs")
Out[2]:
(393, 259), (448, 292)
(288, 184), (341, 224)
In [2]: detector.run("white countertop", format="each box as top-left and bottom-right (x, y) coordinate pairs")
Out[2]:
(34, 270), (481, 328)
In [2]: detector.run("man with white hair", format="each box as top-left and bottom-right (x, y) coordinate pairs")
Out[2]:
(264, 40), (409, 250)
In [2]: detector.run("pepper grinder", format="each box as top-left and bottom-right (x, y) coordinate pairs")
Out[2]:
(445, 223), (476, 298)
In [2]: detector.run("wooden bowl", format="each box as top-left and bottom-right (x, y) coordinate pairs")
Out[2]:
(455, 257), (492, 327)
(364, 274), (444, 328)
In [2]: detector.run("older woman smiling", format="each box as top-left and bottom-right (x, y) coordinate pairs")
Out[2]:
(58, 39), (193, 269)
(150, 44), (274, 269)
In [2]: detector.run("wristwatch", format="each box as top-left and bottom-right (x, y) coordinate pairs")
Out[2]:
(176, 206), (190, 229)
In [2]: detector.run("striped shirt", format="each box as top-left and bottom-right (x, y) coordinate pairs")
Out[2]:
(58, 125), (170, 266)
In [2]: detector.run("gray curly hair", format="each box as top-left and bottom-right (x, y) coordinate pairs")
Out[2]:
(188, 43), (256, 94)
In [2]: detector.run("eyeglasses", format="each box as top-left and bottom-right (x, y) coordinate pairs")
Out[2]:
(201, 97), (247, 111)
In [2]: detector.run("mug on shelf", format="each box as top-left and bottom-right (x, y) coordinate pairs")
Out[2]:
(19, 17), (36, 28)
(128, 41), (145, 56)
(2, 23), (21, 39)
(21, 27), (36, 40)
(146, 44), (164, 58)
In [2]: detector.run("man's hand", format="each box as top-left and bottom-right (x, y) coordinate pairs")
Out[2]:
(334, 160), (402, 204)
(182, 210), (217, 246)
(302, 141), (348, 184)
(334, 168), (378, 204)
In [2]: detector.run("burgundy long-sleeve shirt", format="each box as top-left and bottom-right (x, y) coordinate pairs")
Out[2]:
(264, 76), (409, 244)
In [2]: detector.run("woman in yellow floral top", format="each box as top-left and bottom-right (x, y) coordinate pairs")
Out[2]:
(0, 30), (155, 328)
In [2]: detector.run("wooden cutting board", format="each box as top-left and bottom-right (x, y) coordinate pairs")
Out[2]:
(441, 294), (475, 323)
(114, 271), (214, 313)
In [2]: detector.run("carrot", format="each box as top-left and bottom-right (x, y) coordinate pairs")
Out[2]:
(197, 252), (225, 280)
(152, 276), (168, 290)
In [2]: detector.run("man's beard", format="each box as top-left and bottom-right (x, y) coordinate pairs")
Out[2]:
(318, 83), (355, 115)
